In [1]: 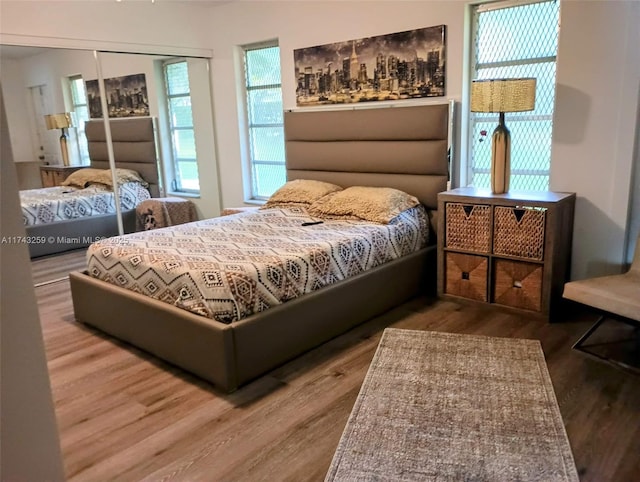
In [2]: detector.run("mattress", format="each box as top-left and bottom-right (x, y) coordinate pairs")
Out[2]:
(86, 205), (429, 323)
(21, 182), (150, 226)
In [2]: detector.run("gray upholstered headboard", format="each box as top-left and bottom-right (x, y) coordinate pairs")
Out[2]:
(284, 102), (451, 211)
(85, 117), (162, 198)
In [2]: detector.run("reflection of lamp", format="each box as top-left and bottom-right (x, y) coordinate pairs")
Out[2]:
(44, 112), (74, 166)
(471, 78), (536, 194)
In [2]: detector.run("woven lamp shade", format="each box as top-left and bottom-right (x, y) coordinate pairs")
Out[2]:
(471, 78), (536, 113)
(44, 113), (74, 129)
(44, 113), (75, 166)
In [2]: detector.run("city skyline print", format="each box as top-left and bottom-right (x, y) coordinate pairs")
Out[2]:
(86, 73), (149, 118)
(294, 25), (446, 107)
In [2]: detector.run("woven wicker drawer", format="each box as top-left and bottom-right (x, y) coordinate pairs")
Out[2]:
(445, 252), (488, 302)
(493, 206), (546, 260)
(445, 203), (491, 254)
(492, 259), (542, 312)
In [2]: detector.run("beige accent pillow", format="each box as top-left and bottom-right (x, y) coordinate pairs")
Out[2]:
(60, 168), (106, 188)
(309, 186), (419, 224)
(262, 179), (343, 208)
(94, 168), (148, 188)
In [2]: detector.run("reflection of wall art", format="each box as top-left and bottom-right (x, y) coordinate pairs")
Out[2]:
(86, 73), (149, 118)
(85, 79), (102, 118)
(294, 25), (446, 107)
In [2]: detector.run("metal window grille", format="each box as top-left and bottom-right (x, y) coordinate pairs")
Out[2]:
(469, 0), (559, 191)
(243, 43), (285, 200)
(69, 76), (90, 165)
(163, 60), (199, 192)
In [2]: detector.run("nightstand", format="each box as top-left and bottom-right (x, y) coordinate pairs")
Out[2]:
(437, 187), (575, 321)
(221, 207), (260, 216)
(39, 165), (84, 187)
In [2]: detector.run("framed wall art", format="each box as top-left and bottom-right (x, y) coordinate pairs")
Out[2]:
(86, 73), (149, 118)
(294, 25), (446, 107)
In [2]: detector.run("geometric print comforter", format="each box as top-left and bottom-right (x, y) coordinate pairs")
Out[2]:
(86, 205), (430, 324)
(20, 182), (151, 226)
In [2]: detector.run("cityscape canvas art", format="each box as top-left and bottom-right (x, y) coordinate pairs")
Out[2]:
(86, 73), (150, 118)
(294, 25), (446, 107)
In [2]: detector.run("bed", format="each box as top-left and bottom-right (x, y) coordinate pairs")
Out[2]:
(69, 102), (452, 392)
(24, 117), (161, 258)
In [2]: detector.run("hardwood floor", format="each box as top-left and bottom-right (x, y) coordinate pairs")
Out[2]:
(35, 269), (640, 481)
(31, 249), (88, 286)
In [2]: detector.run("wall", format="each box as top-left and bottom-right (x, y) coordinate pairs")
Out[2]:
(206, 0), (466, 209)
(551, 0), (640, 278)
(3, 48), (97, 165)
(0, 0), (214, 53)
(15, 161), (42, 190)
(0, 1), (637, 273)
(628, 93), (640, 264)
(0, 88), (65, 482)
(0, 57), (36, 163)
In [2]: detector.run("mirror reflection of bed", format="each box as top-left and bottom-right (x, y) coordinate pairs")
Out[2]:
(25, 118), (161, 244)
(22, 117), (161, 289)
(0, 44), (217, 285)
(27, 116), (161, 285)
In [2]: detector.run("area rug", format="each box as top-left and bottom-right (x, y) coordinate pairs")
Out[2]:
(326, 328), (579, 481)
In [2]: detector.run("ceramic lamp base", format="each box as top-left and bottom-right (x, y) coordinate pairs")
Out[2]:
(491, 116), (511, 194)
(59, 132), (70, 167)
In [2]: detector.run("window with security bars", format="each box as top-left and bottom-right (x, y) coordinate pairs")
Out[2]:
(69, 76), (90, 165)
(163, 60), (199, 192)
(242, 42), (286, 200)
(469, 0), (559, 191)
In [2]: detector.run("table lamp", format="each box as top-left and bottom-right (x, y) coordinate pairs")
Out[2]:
(470, 78), (536, 194)
(44, 112), (75, 166)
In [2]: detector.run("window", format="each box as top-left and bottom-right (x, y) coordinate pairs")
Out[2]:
(69, 75), (90, 165)
(242, 42), (286, 200)
(468, 0), (560, 191)
(163, 60), (199, 192)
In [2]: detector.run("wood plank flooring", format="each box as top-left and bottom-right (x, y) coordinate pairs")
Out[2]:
(31, 248), (88, 285)
(34, 259), (640, 481)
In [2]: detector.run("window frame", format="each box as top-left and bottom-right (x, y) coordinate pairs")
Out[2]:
(68, 75), (91, 166)
(467, 0), (559, 191)
(240, 39), (286, 202)
(162, 58), (200, 194)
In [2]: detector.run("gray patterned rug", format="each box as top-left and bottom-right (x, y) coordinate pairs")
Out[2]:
(326, 328), (579, 481)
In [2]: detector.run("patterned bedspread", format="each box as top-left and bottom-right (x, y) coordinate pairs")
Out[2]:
(87, 205), (429, 323)
(21, 182), (150, 226)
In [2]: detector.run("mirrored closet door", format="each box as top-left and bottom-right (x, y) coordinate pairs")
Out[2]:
(1, 44), (219, 285)
(0, 44), (106, 284)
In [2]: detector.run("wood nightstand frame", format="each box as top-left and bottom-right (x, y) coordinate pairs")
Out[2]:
(39, 165), (84, 187)
(437, 187), (576, 322)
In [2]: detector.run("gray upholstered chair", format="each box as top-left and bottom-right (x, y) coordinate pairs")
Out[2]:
(563, 236), (640, 371)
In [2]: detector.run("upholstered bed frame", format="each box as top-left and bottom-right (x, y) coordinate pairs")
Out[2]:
(27, 117), (161, 258)
(70, 102), (452, 392)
